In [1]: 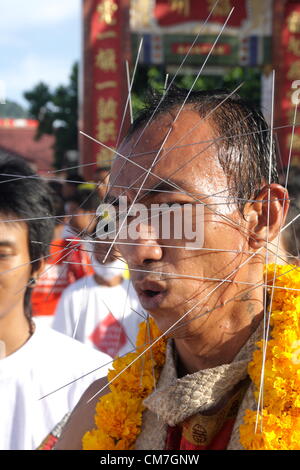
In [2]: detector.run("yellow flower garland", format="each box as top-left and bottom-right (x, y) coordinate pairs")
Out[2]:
(83, 264), (300, 450)
(240, 264), (300, 450)
(82, 317), (166, 450)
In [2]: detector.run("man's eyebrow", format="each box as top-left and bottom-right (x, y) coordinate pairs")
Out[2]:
(146, 181), (181, 194)
(104, 184), (178, 200)
(0, 241), (15, 248)
(103, 179), (197, 203)
(142, 178), (199, 196)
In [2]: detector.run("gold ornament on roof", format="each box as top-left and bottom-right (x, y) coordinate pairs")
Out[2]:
(169, 0), (190, 17)
(130, 0), (152, 29)
(207, 0), (231, 17)
(97, 0), (118, 25)
(288, 11), (300, 33)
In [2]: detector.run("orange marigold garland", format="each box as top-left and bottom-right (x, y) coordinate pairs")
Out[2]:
(83, 264), (300, 450)
(82, 318), (166, 450)
(240, 264), (300, 450)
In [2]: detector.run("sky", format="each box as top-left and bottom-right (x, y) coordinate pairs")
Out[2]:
(0, 0), (81, 108)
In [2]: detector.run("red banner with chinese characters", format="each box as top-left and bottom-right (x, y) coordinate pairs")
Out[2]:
(81, 0), (130, 180)
(171, 42), (231, 56)
(273, 0), (300, 167)
(154, 0), (247, 28)
(281, 1), (300, 166)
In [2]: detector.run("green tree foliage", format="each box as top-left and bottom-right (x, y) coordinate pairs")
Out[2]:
(132, 65), (261, 118)
(24, 63), (78, 169)
(23, 61), (260, 170)
(0, 99), (29, 118)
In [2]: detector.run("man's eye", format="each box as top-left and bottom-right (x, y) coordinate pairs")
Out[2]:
(162, 202), (187, 207)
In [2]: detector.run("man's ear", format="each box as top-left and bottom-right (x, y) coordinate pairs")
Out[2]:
(245, 184), (290, 250)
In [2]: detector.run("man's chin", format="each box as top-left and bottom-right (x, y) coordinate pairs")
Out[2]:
(138, 302), (185, 337)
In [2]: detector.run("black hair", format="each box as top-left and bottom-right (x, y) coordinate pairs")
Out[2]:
(0, 155), (55, 328)
(65, 171), (86, 187)
(68, 188), (100, 211)
(48, 180), (64, 199)
(48, 184), (65, 225)
(126, 86), (279, 214)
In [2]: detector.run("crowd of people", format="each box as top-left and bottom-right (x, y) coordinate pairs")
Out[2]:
(0, 156), (143, 450)
(1, 87), (300, 451)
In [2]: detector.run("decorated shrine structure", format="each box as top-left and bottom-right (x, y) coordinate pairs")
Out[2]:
(80, 0), (300, 179)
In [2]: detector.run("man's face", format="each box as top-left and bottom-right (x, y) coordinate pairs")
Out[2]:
(71, 209), (97, 234)
(0, 217), (32, 319)
(107, 108), (253, 338)
(65, 201), (96, 234)
(96, 170), (110, 201)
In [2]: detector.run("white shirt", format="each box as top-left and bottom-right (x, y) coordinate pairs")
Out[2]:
(53, 277), (143, 358)
(0, 323), (111, 450)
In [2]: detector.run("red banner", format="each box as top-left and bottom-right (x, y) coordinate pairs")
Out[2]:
(280, 1), (300, 166)
(171, 42), (231, 56)
(154, 0), (247, 28)
(81, 0), (130, 180)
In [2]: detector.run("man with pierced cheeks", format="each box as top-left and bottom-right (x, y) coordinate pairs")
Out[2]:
(56, 88), (289, 450)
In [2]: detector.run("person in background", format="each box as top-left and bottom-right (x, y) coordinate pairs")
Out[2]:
(48, 180), (65, 201)
(61, 171), (85, 201)
(52, 247), (142, 358)
(64, 185), (102, 276)
(31, 188), (94, 327)
(94, 166), (110, 201)
(65, 185), (100, 237)
(0, 156), (111, 450)
(61, 174), (87, 239)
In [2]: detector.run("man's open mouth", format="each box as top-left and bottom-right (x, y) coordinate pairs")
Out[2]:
(143, 289), (161, 298)
(135, 280), (167, 310)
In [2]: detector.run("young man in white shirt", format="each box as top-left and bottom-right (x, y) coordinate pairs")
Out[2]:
(53, 253), (143, 358)
(0, 156), (111, 450)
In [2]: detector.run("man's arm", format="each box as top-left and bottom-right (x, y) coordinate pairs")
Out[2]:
(55, 376), (108, 450)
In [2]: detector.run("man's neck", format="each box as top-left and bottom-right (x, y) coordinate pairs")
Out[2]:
(0, 310), (32, 358)
(53, 224), (64, 240)
(93, 274), (123, 287)
(174, 303), (263, 375)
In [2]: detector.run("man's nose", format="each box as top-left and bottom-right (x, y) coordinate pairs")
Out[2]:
(119, 222), (163, 266)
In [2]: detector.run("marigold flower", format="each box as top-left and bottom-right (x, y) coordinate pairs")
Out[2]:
(82, 318), (166, 450)
(240, 264), (300, 450)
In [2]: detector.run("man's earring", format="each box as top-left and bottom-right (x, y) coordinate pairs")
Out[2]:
(29, 277), (37, 286)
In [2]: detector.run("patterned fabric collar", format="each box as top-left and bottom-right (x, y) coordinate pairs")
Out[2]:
(143, 323), (262, 427)
(134, 323), (263, 450)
